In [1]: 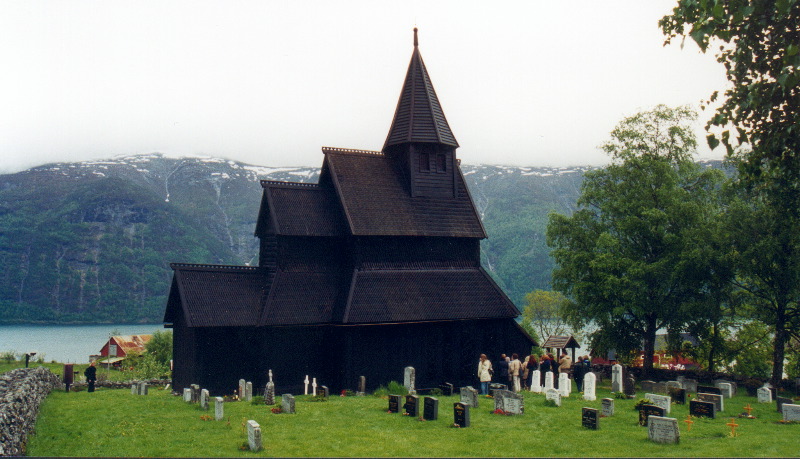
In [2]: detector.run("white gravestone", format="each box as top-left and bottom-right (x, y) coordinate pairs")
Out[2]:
(200, 389), (209, 411)
(611, 364), (623, 392)
(138, 382), (148, 395)
(183, 388), (192, 402)
(583, 372), (597, 401)
(782, 404), (800, 422)
(716, 382), (733, 399)
(247, 420), (262, 451)
(645, 393), (671, 414)
(601, 398), (614, 417)
(404, 366), (416, 394)
(239, 379), (246, 400)
(245, 382), (253, 402)
(304, 375), (309, 395)
(530, 370), (542, 393)
(312, 378), (318, 396)
(545, 388), (561, 407)
(131, 384), (138, 395)
(647, 416), (680, 444)
(559, 373), (571, 397)
(215, 397), (224, 421)
(544, 372), (554, 392)
(757, 386), (772, 403)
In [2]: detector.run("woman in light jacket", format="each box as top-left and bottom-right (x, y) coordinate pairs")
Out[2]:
(477, 354), (492, 395)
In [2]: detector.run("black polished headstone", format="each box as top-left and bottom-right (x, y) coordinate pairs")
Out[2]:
(423, 396), (439, 421)
(697, 385), (721, 395)
(777, 396), (793, 413)
(388, 394), (402, 413)
(638, 404), (665, 426)
(439, 382), (454, 396)
(689, 399), (715, 418)
(454, 402), (470, 427)
(405, 394), (420, 417)
(582, 407), (599, 430)
(668, 387), (686, 405)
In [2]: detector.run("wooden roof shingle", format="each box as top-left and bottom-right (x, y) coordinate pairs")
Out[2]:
(541, 335), (581, 350)
(255, 182), (349, 237)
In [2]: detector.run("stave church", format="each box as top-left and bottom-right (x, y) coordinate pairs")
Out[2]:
(163, 29), (536, 395)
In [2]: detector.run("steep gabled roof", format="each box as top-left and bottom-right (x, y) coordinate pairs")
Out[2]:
(255, 181), (349, 237)
(542, 335), (581, 350)
(323, 148), (485, 237)
(383, 28), (459, 150)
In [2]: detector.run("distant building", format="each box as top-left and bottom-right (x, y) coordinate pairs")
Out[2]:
(97, 335), (152, 366)
(163, 29), (536, 395)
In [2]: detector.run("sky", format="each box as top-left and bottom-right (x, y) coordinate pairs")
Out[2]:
(0, 1), (729, 174)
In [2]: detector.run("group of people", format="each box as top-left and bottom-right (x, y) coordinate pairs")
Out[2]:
(477, 352), (592, 395)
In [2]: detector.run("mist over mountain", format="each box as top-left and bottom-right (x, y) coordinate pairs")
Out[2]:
(0, 153), (721, 324)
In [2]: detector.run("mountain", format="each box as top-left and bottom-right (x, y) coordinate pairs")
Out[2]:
(0, 153), (612, 324)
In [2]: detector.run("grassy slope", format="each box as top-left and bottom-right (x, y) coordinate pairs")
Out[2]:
(27, 382), (799, 457)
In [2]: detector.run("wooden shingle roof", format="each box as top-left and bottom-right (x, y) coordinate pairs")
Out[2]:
(541, 335), (581, 350)
(255, 181), (349, 237)
(384, 28), (459, 150)
(323, 148), (485, 237)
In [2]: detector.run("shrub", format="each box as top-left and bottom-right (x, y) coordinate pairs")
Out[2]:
(1, 351), (18, 363)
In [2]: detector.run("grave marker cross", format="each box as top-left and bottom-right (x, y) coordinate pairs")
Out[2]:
(683, 415), (694, 432)
(727, 418), (739, 437)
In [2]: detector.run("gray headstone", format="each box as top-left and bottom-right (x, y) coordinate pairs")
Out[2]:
(459, 386), (479, 408)
(320, 385), (329, 398)
(358, 376), (366, 396)
(611, 364), (623, 392)
(281, 393), (296, 414)
(648, 416), (680, 444)
(493, 389), (524, 415)
(640, 380), (656, 393)
(646, 393), (672, 414)
(696, 392), (724, 413)
(200, 388), (209, 411)
(239, 379), (246, 400)
(583, 372), (597, 401)
(546, 388), (561, 407)
(264, 382), (275, 405)
(601, 398), (614, 417)
(716, 382), (733, 399)
(777, 396), (793, 413)
(138, 382), (148, 395)
(245, 381), (253, 402)
(714, 379), (737, 396)
(757, 386), (772, 403)
(215, 397), (224, 421)
(624, 374), (636, 396)
(782, 403), (800, 422)
(666, 381), (682, 391)
(183, 388), (192, 402)
(403, 366), (416, 394)
(423, 396), (439, 421)
(652, 382), (667, 394)
(247, 420), (262, 451)
(682, 379), (698, 393)
(191, 384), (200, 403)
(132, 384), (138, 395)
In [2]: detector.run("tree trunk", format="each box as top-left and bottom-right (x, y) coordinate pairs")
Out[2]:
(642, 316), (657, 379)
(708, 322), (718, 373)
(771, 307), (787, 389)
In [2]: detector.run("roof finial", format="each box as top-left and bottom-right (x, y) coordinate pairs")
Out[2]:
(413, 27), (418, 47)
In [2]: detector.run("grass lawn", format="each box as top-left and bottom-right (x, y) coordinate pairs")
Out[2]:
(26, 382), (800, 457)
(0, 361), (140, 383)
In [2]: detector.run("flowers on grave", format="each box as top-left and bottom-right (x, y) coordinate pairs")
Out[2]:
(341, 390), (347, 397)
(271, 407), (283, 414)
(199, 415), (213, 421)
(450, 423), (461, 428)
(417, 417), (426, 422)
(492, 408), (510, 416)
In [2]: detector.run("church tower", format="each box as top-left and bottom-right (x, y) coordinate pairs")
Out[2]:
(383, 28), (459, 198)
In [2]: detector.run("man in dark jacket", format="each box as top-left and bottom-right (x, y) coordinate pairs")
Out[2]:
(495, 354), (509, 389)
(573, 356), (587, 392)
(84, 361), (97, 393)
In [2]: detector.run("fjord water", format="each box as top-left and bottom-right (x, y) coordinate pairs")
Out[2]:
(0, 324), (164, 363)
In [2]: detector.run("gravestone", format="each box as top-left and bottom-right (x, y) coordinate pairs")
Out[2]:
(358, 376), (366, 396)
(611, 364), (623, 392)
(776, 396), (793, 413)
(558, 373), (571, 397)
(601, 398), (614, 417)
(624, 375), (636, 397)
(493, 389), (524, 415)
(545, 371), (555, 392)
(689, 399), (715, 418)
(320, 385), (329, 398)
(214, 397), (224, 421)
(640, 380), (656, 393)
(714, 379), (737, 396)
(583, 372), (597, 401)
(312, 378), (317, 396)
(238, 379), (246, 400)
(782, 403), (800, 422)
(530, 370), (542, 393)
(545, 388), (561, 407)
(459, 386), (479, 408)
(138, 382), (148, 396)
(668, 387), (686, 405)
(696, 392), (724, 413)
(247, 420), (262, 452)
(405, 394), (420, 417)
(281, 394), (296, 414)
(200, 389), (209, 411)
(638, 405), (666, 426)
(697, 385), (721, 395)
(716, 382), (733, 399)
(676, 375), (685, 384)
(192, 384), (200, 403)
(652, 382), (667, 394)
(645, 393), (672, 414)
(388, 394), (402, 413)
(131, 384), (137, 395)
(404, 366), (416, 394)
(265, 382), (275, 405)
(439, 382), (454, 396)
(245, 382), (253, 402)
(489, 383), (508, 395)
(647, 416), (680, 444)
(582, 407), (599, 430)
(757, 386), (772, 404)
(183, 388), (192, 402)
(453, 402), (470, 427)
(666, 381), (682, 391)
(682, 379), (698, 393)
(423, 396), (439, 421)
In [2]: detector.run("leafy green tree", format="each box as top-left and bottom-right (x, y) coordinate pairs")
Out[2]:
(145, 330), (173, 366)
(731, 321), (773, 379)
(521, 290), (573, 343)
(547, 105), (725, 376)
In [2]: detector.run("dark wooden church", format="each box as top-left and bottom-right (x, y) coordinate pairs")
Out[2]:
(163, 29), (536, 395)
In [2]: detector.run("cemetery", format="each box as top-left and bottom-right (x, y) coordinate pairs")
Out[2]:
(23, 370), (800, 457)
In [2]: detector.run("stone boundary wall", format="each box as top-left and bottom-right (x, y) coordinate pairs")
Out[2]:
(0, 367), (61, 457)
(69, 379), (170, 390)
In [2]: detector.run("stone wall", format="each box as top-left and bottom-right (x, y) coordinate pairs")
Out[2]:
(0, 367), (61, 457)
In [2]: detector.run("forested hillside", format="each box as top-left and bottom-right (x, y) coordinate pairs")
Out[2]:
(0, 153), (599, 323)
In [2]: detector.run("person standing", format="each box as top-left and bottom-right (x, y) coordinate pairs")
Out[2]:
(573, 356), (587, 392)
(526, 354), (539, 389)
(477, 354), (493, 395)
(84, 361), (97, 393)
(509, 353), (522, 392)
(539, 354), (551, 387)
(496, 354), (509, 390)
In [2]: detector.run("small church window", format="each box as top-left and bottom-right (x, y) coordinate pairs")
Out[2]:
(419, 152), (430, 172)
(436, 154), (447, 172)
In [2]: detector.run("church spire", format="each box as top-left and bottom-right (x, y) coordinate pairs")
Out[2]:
(383, 28), (459, 151)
